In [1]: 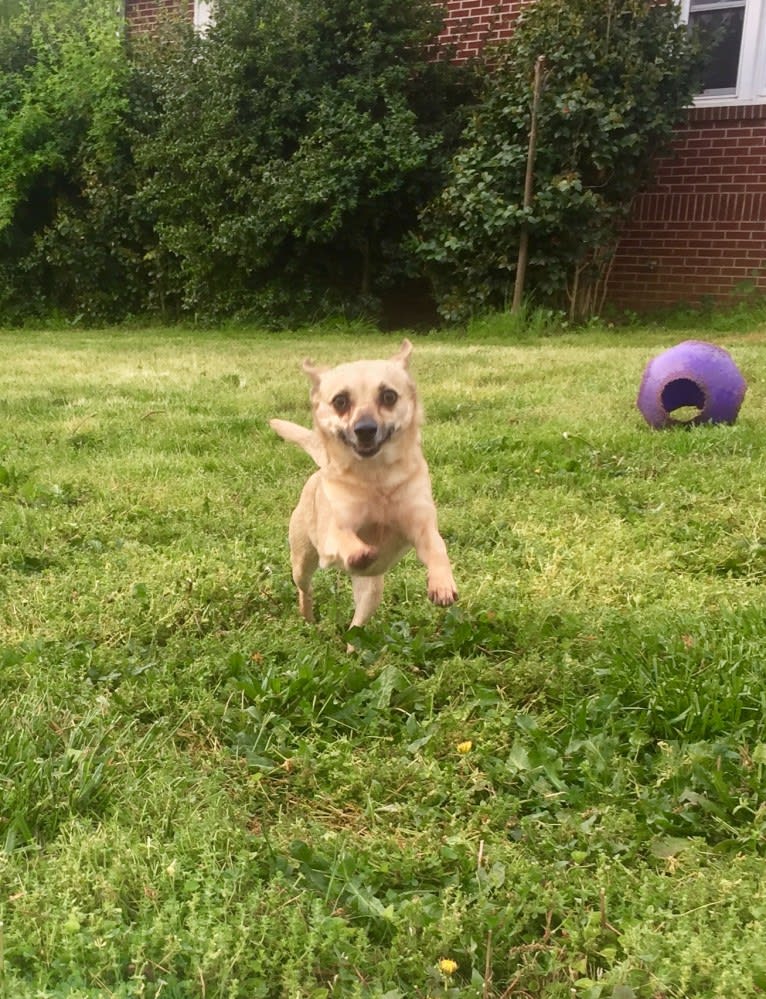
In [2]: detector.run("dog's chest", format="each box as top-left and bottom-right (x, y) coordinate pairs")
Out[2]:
(325, 466), (410, 521)
(348, 492), (407, 548)
(323, 473), (414, 568)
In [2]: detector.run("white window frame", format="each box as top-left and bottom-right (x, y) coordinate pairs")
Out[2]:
(680, 0), (766, 105)
(194, 0), (214, 33)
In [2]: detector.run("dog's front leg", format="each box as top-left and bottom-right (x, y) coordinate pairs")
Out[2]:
(410, 518), (458, 607)
(322, 525), (379, 574)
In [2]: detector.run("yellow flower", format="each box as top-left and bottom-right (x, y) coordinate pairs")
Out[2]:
(438, 958), (458, 976)
(456, 740), (473, 754)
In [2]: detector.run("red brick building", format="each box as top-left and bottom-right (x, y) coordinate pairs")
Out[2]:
(124, 0), (201, 32)
(127, 0), (766, 314)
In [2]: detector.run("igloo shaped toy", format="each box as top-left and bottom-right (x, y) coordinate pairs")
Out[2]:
(637, 339), (747, 429)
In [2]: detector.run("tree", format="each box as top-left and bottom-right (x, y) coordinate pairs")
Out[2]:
(0, 0), (139, 321)
(132, 0), (471, 322)
(0, 0), (470, 325)
(416, 0), (704, 323)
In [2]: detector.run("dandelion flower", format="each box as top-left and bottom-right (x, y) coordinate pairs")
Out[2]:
(438, 958), (458, 976)
(456, 740), (473, 754)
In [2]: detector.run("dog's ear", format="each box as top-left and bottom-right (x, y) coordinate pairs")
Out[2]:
(392, 338), (413, 369)
(302, 358), (325, 389)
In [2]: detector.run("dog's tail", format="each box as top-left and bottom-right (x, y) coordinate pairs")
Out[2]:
(269, 419), (327, 468)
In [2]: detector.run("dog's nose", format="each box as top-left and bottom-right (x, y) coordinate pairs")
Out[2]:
(353, 417), (378, 444)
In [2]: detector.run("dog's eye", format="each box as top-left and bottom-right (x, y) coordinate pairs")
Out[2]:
(332, 393), (351, 415)
(380, 388), (398, 408)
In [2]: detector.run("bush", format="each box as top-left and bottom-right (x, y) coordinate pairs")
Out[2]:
(0, 0), (470, 326)
(415, 0), (704, 323)
(2, 0), (703, 328)
(131, 0), (471, 323)
(0, 0), (143, 323)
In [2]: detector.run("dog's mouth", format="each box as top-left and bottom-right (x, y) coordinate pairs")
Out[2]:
(340, 424), (395, 458)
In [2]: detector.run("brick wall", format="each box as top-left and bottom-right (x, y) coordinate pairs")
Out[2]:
(438, 0), (532, 60)
(608, 105), (766, 312)
(125, 0), (193, 34)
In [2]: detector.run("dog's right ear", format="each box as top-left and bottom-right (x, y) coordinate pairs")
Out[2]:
(391, 338), (413, 369)
(302, 359), (325, 390)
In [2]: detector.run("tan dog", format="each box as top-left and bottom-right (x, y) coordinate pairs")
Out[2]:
(270, 339), (457, 633)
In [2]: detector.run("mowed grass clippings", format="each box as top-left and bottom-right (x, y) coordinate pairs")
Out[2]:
(1, 324), (765, 999)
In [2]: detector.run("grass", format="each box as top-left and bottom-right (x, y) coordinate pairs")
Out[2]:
(1, 320), (765, 998)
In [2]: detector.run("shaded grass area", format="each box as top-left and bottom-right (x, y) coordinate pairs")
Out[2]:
(1, 324), (766, 998)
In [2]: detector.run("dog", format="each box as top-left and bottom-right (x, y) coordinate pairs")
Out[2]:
(269, 339), (457, 634)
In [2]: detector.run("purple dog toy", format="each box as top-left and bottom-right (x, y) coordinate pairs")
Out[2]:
(637, 340), (747, 429)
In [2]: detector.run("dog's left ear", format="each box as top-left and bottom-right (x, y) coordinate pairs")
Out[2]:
(302, 358), (326, 390)
(392, 339), (413, 369)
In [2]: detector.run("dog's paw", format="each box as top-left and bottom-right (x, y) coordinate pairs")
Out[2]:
(428, 579), (458, 606)
(347, 545), (379, 572)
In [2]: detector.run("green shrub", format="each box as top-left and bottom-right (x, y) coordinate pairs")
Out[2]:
(0, 0), (142, 322)
(416, 0), (704, 323)
(0, 0), (470, 325)
(3, 0), (705, 328)
(131, 0), (471, 323)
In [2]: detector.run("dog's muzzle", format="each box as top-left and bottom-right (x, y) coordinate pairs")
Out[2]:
(342, 417), (393, 458)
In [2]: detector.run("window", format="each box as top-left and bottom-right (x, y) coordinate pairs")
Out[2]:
(681, 0), (766, 102)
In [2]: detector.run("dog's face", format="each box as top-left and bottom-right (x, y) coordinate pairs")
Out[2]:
(303, 340), (421, 460)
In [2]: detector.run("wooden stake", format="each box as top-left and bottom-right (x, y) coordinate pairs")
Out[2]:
(511, 54), (546, 314)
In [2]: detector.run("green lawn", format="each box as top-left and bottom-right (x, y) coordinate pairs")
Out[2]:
(1, 323), (765, 998)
